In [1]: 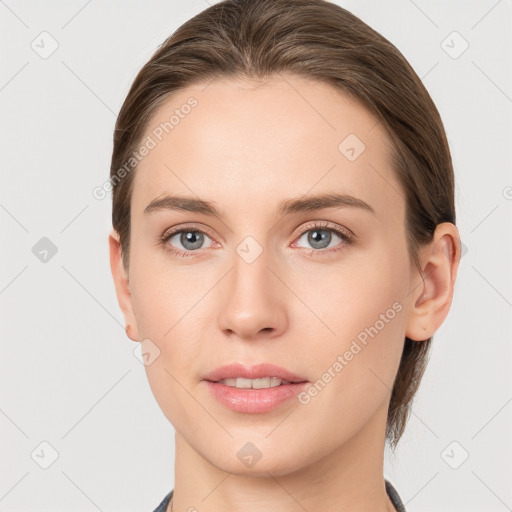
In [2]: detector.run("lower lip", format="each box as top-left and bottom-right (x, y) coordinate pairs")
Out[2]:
(205, 381), (309, 413)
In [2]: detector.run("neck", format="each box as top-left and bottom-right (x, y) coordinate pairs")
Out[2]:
(169, 400), (396, 512)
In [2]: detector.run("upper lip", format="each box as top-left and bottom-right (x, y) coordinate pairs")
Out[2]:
(203, 363), (308, 383)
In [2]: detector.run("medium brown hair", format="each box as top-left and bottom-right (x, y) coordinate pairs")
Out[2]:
(110, 0), (455, 449)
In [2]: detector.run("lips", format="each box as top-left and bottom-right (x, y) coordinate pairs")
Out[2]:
(203, 363), (308, 383)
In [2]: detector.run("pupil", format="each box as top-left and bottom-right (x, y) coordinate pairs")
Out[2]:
(181, 231), (204, 250)
(309, 229), (331, 249)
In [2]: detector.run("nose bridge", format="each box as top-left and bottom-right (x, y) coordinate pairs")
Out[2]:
(216, 236), (287, 339)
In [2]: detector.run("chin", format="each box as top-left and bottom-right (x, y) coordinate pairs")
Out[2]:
(207, 445), (307, 478)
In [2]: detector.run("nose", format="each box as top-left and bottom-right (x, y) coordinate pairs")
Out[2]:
(216, 245), (288, 341)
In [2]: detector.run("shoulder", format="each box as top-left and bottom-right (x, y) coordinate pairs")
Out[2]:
(385, 480), (407, 512)
(151, 489), (173, 512)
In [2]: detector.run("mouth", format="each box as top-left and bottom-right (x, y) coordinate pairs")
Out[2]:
(203, 364), (310, 413)
(211, 376), (304, 389)
(203, 362), (309, 389)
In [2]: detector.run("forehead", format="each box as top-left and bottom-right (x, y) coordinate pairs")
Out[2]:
(131, 74), (401, 219)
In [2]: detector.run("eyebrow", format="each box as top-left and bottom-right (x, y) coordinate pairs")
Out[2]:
(143, 192), (375, 218)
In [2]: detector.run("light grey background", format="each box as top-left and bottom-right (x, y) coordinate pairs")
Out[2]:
(1, 1), (511, 511)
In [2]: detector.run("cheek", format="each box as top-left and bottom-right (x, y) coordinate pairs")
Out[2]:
(295, 243), (409, 404)
(295, 244), (407, 343)
(128, 234), (210, 340)
(130, 273), (209, 379)
(129, 257), (211, 426)
(128, 238), (225, 397)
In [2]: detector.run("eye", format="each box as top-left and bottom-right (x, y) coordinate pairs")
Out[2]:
(292, 221), (354, 254)
(161, 225), (216, 257)
(160, 221), (354, 258)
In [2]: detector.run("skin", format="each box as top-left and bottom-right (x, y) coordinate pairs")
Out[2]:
(109, 74), (460, 512)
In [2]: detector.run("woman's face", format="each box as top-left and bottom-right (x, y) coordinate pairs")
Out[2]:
(121, 74), (421, 475)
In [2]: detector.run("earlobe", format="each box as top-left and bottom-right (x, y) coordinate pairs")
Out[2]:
(108, 230), (140, 342)
(405, 223), (461, 342)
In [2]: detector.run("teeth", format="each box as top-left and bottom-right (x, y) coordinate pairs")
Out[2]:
(218, 377), (292, 388)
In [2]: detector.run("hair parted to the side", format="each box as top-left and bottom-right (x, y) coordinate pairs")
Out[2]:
(110, 0), (455, 449)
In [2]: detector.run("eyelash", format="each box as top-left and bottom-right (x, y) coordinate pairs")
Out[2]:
(159, 221), (354, 259)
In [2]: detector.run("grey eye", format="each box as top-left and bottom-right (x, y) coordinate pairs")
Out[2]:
(168, 230), (213, 251)
(296, 228), (344, 250)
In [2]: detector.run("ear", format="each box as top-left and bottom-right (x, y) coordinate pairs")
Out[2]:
(405, 222), (461, 341)
(109, 229), (140, 342)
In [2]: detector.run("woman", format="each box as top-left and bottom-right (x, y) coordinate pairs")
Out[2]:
(108, 1), (461, 510)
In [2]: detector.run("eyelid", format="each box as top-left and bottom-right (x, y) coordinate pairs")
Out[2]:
(292, 220), (355, 242)
(161, 222), (218, 243)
